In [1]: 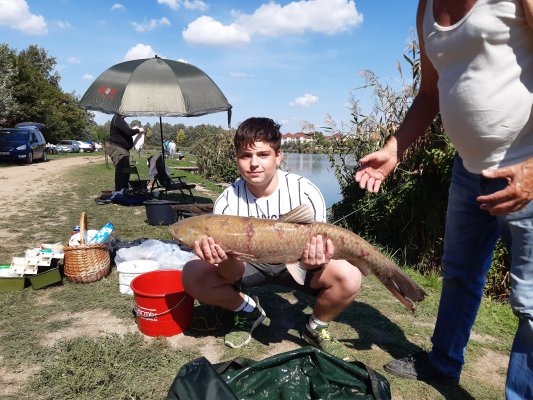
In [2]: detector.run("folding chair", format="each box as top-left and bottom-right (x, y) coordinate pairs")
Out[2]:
(120, 163), (149, 195)
(148, 154), (196, 203)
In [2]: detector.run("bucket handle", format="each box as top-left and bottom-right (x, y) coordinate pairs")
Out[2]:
(134, 294), (190, 320)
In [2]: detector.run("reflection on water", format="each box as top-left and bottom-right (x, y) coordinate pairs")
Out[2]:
(282, 153), (354, 209)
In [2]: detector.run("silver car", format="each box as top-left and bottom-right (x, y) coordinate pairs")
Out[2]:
(56, 140), (81, 153)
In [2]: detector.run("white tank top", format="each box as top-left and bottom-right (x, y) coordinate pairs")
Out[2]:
(422, 0), (533, 173)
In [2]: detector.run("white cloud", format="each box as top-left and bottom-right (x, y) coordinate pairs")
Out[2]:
(182, 16), (250, 47)
(56, 20), (71, 29)
(131, 17), (171, 32)
(183, 0), (362, 46)
(158, 0), (179, 10)
(111, 3), (125, 11)
(290, 93), (319, 107)
(83, 74), (94, 81)
(229, 72), (249, 78)
(0, 0), (47, 35)
(123, 44), (157, 61)
(67, 56), (80, 64)
(183, 0), (208, 11)
(158, 0), (208, 11)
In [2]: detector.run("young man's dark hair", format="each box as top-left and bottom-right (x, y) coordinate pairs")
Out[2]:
(234, 117), (282, 152)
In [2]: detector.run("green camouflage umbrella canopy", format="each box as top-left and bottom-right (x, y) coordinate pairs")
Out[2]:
(79, 56), (232, 160)
(80, 56), (231, 120)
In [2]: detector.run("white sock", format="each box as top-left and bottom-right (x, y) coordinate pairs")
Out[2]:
(307, 314), (329, 330)
(233, 294), (257, 313)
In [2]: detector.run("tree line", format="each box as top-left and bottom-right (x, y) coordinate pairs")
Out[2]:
(0, 43), (92, 143)
(0, 43), (228, 147)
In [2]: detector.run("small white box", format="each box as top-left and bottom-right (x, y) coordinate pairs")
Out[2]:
(11, 257), (28, 275)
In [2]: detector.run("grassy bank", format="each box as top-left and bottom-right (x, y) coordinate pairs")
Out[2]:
(0, 154), (515, 399)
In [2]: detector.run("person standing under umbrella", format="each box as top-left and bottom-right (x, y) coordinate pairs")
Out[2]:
(107, 113), (144, 192)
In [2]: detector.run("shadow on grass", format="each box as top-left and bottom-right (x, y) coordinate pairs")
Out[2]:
(186, 284), (475, 400)
(187, 285), (474, 400)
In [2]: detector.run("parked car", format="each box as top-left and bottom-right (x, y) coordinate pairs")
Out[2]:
(84, 141), (97, 151)
(0, 126), (47, 164)
(46, 143), (58, 154)
(94, 142), (103, 151)
(76, 141), (93, 153)
(56, 140), (81, 153)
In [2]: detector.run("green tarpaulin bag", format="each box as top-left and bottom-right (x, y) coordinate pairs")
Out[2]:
(166, 347), (391, 400)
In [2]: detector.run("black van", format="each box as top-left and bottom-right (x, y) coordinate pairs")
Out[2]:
(0, 125), (47, 164)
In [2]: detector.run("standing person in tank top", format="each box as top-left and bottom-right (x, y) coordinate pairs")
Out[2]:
(355, 0), (533, 398)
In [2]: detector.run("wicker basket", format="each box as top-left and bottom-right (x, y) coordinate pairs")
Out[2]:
(63, 212), (110, 283)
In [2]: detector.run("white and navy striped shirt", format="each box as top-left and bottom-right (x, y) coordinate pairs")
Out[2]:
(214, 170), (327, 222)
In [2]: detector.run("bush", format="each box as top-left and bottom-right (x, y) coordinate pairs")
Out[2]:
(190, 126), (239, 183)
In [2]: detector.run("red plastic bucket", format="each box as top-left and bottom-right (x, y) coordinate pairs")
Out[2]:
(130, 270), (194, 337)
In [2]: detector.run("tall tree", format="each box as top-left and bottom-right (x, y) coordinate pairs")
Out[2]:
(18, 45), (60, 87)
(0, 43), (18, 126)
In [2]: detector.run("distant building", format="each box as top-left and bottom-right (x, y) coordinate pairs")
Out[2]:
(325, 133), (344, 142)
(281, 132), (314, 145)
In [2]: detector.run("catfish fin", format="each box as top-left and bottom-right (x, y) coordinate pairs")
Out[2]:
(279, 204), (314, 224)
(226, 250), (255, 263)
(286, 262), (307, 285)
(375, 269), (428, 312)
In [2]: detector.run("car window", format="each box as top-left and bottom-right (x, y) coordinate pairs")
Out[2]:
(0, 130), (30, 141)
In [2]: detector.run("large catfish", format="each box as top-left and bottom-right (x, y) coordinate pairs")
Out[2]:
(169, 204), (426, 311)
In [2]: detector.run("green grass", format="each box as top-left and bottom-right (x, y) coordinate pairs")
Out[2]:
(0, 156), (516, 400)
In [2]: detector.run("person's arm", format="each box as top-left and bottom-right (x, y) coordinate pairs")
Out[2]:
(522, 0), (533, 29)
(114, 115), (143, 137)
(355, 0), (440, 193)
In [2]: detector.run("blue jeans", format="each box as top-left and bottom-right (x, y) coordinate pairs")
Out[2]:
(428, 156), (533, 399)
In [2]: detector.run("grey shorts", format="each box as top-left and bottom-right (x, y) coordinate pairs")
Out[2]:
(237, 263), (322, 296)
(106, 142), (130, 166)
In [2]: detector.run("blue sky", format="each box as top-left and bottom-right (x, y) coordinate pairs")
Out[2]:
(1, 0), (419, 133)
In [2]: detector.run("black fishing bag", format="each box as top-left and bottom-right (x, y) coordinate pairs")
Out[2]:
(166, 347), (391, 400)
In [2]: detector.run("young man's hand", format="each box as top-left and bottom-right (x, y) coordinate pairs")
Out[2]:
(300, 235), (334, 268)
(194, 237), (229, 265)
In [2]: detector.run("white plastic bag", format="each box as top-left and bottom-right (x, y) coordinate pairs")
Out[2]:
(114, 239), (193, 270)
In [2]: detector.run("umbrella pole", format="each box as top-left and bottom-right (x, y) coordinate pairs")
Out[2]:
(159, 116), (166, 168)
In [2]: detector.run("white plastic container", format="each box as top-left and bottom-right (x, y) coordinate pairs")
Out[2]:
(116, 260), (160, 295)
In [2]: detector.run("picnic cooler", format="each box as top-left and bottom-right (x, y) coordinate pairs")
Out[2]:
(63, 212), (110, 283)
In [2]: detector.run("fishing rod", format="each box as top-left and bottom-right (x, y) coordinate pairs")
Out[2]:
(329, 179), (412, 226)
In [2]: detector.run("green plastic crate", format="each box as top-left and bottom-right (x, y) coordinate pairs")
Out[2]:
(0, 276), (26, 292)
(29, 267), (62, 289)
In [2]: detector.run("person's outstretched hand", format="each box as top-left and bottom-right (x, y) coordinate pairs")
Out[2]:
(354, 147), (398, 193)
(477, 157), (533, 215)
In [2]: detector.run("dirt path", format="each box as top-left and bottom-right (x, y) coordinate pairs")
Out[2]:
(0, 156), (106, 216)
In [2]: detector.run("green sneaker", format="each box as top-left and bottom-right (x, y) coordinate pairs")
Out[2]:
(224, 299), (266, 349)
(300, 324), (352, 361)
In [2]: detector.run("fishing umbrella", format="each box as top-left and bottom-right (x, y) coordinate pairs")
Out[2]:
(79, 56), (232, 163)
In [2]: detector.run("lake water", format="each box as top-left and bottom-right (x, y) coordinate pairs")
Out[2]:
(282, 153), (348, 209)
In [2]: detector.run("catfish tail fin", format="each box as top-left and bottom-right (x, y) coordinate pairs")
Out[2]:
(377, 269), (427, 312)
